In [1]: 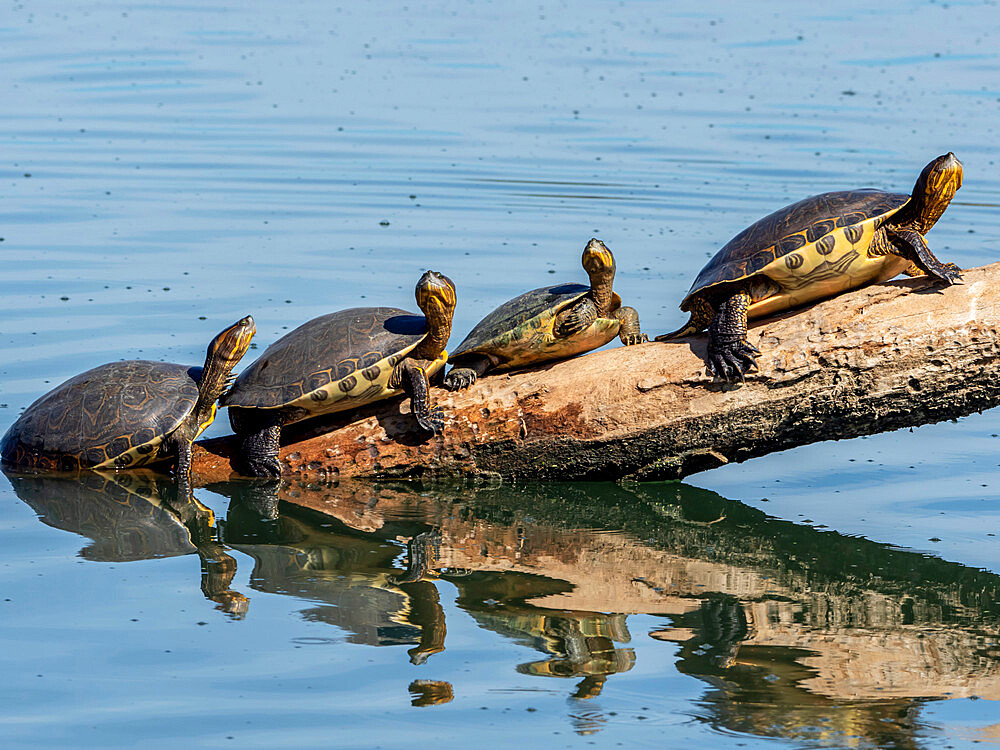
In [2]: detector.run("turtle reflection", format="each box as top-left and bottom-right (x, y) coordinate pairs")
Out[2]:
(245, 478), (1000, 745)
(454, 573), (636, 699)
(216, 481), (639, 699)
(217, 488), (447, 665)
(3, 469), (248, 617)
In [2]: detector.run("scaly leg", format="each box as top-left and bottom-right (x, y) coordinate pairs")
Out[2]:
(444, 354), (493, 391)
(174, 438), (193, 496)
(888, 227), (961, 285)
(397, 359), (445, 434)
(615, 306), (648, 345)
(707, 290), (759, 381)
(230, 407), (283, 478)
(553, 296), (599, 338)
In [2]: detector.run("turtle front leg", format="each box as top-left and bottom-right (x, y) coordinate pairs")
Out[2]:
(707, 290), (759, 381)
(230, 407), (283, 478)
(174, 438), (194, 495)
(554, 296), (598, 338)
(444, 354), (492, 391)
(395, 359), (445, 435)
(615, 306), (648, 345)
(888, 228), (962, 285)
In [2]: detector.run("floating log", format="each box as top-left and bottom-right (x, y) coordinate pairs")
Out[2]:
(191, 262), (1000, 484)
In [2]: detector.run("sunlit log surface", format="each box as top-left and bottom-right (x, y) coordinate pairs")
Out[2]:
(191, 262), (1000, 483)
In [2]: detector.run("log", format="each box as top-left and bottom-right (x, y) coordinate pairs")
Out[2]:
(191, 262), (1000, 484)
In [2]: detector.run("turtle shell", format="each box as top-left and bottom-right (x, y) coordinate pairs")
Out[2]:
(451, 283), (623, 371)
(222, 307), (445, 416)
(0, 361), (202, 472)
(682, 189), (911, 310)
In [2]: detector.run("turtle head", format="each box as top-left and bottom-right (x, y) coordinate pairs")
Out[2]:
(582, 238), (616, 279)
(200, 315), (256, 405)
(909, 153), (963, 232)
(207, 315), (257, 372)
(415, 271), (457, 320)
(582, 238), (617, 312)
(415, 271), (456, 353)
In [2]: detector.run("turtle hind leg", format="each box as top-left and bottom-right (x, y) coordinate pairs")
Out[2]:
(707, 290), (759, 382)
(396, 359), (445, 435)
(889, 227), (961, 285)
(615, 306), (648, 346)
(443, 354), (492, 391)
(655, 297), (713, 342)
(230, 407), (283, 478)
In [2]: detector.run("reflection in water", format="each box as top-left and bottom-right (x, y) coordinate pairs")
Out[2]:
(4, 469), (250, 617)
(9, 472), (1000, 745)
(408, 679), (454, 708)
(227, 479), (1000, 746)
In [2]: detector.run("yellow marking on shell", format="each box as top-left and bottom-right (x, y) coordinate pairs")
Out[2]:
(92, 434), (167, 470)
(747, 222), (910, 320)
(493, 292), (623, 371)
(288, 339), (448, 417)
(92, 403), (211, 471)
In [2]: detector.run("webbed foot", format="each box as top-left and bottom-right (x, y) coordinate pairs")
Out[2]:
(443, 368), (478, 391)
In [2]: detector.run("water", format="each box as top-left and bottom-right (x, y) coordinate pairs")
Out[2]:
(2, 0), (1000, 747)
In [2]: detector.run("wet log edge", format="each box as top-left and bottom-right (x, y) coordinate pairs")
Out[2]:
(192, 262), (1000, 484)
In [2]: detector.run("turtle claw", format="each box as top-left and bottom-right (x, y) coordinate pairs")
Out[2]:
(443, 368), (477, 391)
(417, 406), (446, 435)
(707, 338), (758, 383)
(939, 263), (963, 285)
(622, 333), (649, 346)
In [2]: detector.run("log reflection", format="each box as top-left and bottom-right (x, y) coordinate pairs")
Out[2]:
(234, 478), (1000, 743)
(10, 469), (1000, 745)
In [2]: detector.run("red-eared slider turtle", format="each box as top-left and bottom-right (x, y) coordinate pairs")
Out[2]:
(657, 153), (963, 380)
(1, 316), (256, 487)
(222, 271), (456, 478)
(443, 238), (646, 391)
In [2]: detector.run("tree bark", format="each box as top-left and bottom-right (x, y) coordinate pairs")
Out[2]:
(192, 262), (1000, 484)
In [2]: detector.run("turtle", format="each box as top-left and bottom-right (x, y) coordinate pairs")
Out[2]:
(0, 316), (256, 488)
(221, 270), (456, 478)
(443, 238), (646, 391)
(656, 153), (964, 380)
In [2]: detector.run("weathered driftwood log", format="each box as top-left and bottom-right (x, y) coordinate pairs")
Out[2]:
(192, 262), (1000, 484)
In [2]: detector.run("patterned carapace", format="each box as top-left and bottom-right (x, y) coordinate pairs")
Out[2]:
(1, 361), (202, 471)
(682, 189), (909, 309)
(449, 283), (625, 371)
(222, 307), (442, 416)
